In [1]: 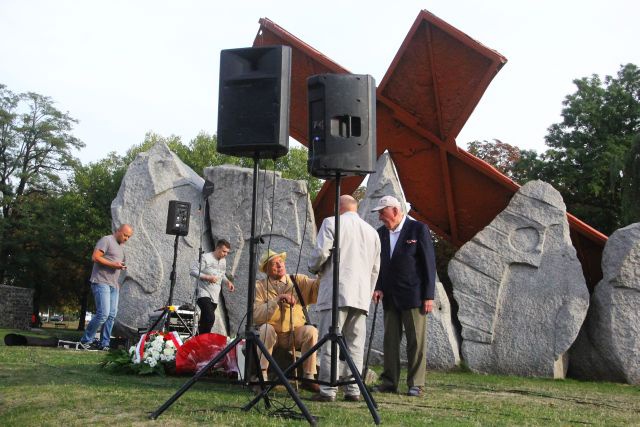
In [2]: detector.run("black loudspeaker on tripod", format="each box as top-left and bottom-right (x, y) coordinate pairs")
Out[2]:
(166, 200), (191, 236)
(146, 201), (194, 336)
(247, 73), (381, 424)
(217, 46), (291, 159)
(308, 74), (376, 178)
(151, 45), (317, 425)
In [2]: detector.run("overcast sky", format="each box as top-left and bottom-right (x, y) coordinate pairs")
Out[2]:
(1, 0), (638, 165)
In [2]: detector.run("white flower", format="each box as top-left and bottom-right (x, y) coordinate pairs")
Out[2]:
(130, 334), (181, 371)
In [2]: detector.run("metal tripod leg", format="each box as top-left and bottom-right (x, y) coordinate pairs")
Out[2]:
(335, 334), (380, 424)
(245, 336), (317, 425)
(149, 334), (272, 419)
(243, 330), (328, 410)
(149, 335), (245, 419)
(244, 330), (379, 424)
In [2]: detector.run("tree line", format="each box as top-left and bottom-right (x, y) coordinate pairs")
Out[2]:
(468, 63), (640, 235)
(1, 63), (639, 319)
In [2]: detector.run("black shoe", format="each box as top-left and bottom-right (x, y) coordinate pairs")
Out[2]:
(371, 384), (397, 393)
(344, 394), (360, 402)
(78, 341), (100, 351)
(78, 341), (93, 350)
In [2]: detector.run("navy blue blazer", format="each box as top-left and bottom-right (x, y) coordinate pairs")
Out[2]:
(375, 218), (436, 310)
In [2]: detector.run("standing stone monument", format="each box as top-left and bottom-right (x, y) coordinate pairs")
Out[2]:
(360, 153), (461, 370)
(569, 222), (640, 384)
(203, 165), (318, 334)
(112, 142), (216, 337)
(449, 180), (589, 378)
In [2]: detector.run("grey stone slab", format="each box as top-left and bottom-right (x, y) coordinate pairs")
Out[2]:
(569, 223), (640, 384)
(111, 142), (226, 337)
(449, 180), (589, 378)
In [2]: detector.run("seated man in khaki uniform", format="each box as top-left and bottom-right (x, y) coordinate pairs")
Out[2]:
(253, 249), (320, 392)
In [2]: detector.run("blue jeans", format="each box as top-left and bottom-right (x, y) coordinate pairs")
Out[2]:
(81, 283), (119, 347)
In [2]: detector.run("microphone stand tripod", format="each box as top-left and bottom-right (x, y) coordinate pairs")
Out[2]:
(244, 172), (380, 424)
(150, 154), (316, 425)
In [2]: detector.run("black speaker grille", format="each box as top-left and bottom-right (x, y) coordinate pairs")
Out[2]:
(166, 201), (191, 236)
(307, 74), (376, 178)
(217, 46), (291, 159)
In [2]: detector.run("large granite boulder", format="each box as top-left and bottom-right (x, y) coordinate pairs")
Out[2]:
(427, 280), (462, 370)
(111, 142), (220, 337)
(203, 165), (317, 334)
(449, 180), (589, 378)
(569, 223), (640, 384)
(360, 153), (461, 370)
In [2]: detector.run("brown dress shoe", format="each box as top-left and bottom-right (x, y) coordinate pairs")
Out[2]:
(344, 394), (360, 402)
(310, 393), (335, 402)
(300, 381), (320, 393)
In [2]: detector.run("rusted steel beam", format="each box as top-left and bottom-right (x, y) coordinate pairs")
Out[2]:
(252, 11), (606, 289)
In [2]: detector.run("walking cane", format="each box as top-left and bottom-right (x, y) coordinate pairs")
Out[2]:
(362, 300), (379, 382)
(289, 295), (298, 391)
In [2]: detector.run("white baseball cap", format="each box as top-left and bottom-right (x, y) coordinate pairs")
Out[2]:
(371, 195), (402, 212)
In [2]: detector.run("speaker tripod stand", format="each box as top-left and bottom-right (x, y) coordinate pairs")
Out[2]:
(146, 234), (194, 337)
(245, 172), (380, 424)
(150, 155), (316, 425)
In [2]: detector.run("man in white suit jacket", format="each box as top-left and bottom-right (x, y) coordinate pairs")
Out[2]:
(308, 195), (381, 402)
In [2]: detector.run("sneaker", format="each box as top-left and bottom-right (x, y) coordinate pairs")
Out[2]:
(371, 384), (397, 393)
(310, 393), (335, 402)
(344, 394), (360, 402)
(78, 341), (98, 351)
(407, 386), (424, 397)
(100, 346), (110, 351)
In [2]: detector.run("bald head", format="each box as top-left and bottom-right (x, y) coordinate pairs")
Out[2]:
(339, 195), (358, 214)
(115, 224), (133, 244)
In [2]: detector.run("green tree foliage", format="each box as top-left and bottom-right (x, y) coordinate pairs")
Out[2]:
(621, 133), (640, 225)
(0, 84), (84, 283)
(540, 63), (640, 234)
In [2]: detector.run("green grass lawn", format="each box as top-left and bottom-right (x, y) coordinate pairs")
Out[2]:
(1, 328), (638, 426)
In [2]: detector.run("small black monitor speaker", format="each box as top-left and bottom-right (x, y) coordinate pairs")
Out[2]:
(307, 74), (376, 178)
(166, 201), (191, 236)
(217, 46), (291, 159)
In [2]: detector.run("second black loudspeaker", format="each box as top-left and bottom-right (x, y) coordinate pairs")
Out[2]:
(307, 74), (376, 178)
(217, 46), (291, 159)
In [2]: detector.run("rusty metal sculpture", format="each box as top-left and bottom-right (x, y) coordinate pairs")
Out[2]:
(253, 10), (606, 288)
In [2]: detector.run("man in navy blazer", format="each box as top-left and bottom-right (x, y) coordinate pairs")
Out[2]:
(371, 195), (436, 397)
